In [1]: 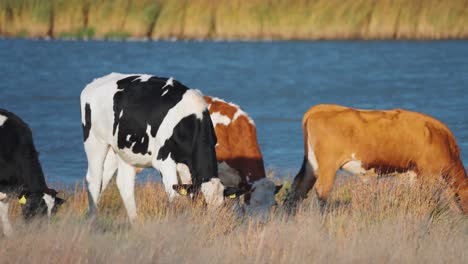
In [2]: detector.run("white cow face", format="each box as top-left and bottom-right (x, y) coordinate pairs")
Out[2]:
(244, 178), (282, 222)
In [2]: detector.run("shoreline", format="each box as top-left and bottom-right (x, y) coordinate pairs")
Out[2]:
(1, 0), (467, 42)
(2, 36), (468, 43)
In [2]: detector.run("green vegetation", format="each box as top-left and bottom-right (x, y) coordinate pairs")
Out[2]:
(0, 0), (467, 40)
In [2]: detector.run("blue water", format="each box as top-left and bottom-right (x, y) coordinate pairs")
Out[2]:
(0, 39), (467, 185)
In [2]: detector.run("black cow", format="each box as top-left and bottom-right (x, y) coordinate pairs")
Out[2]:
(0, 109), (64, 236)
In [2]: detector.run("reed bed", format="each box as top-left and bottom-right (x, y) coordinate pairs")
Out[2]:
(1, 173), (467, 263)
(0, 0), (467, 40)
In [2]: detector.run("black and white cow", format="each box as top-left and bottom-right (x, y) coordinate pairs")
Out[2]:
(0, 109), (64, 236)
(80, 73), (224, 222)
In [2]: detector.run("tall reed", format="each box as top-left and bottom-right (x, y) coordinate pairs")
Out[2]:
(1, 0), (467, 39)
(2, 175), (467, 263)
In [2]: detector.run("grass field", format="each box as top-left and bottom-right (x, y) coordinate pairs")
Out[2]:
(1, 173), (467, 263)
(0, 0), (467, 40)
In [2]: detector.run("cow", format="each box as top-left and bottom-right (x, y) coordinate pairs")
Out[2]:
(99, 95), (282, 220)
(0, 109), (64, 236)
(80, 73), (222, 223)
(203, 96), (282, 218)
(284, 104), (468, 214)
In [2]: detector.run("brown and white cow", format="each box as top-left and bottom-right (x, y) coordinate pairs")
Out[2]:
(102, 95), (280, 219)
(203, 96), (282, 218)
(284, 104), (468, 213)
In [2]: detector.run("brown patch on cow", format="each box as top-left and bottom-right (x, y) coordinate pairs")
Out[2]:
(204, 96), (237, 120)
(290, 104), (468, 214)
(204, 96), (266, 185)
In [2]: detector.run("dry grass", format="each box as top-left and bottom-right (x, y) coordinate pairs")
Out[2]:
(1, 173), (467, 263)
(1, 0), (468, 39)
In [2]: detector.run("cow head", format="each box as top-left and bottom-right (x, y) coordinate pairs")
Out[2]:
(225, 178), (282, 221)
(173, 178), (225, 208)
(19, 189), (65, 220)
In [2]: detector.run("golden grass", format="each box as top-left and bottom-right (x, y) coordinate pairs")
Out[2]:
(1, 174), (467, 263)
(1, 0), (468, 39)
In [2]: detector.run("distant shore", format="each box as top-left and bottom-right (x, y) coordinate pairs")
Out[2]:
(1, 0), (467, 40)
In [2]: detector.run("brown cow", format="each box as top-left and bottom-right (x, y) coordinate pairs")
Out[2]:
(284, 104), (468, 213)
(102, 96), (281, 218)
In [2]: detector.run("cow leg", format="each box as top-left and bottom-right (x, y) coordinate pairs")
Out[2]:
(315, 162), (340, 212)
(154, 155), (179, 201)
(0, 199), (12, 237)
(101, 149), (118, 193)
(116, 159), (137, 223)
(84, 136), (109, 218)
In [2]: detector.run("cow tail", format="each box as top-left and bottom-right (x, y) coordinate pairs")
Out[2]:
(294, 116), (310, 186)
(283, 116), (310, 211)
(82, 103), (92, 141)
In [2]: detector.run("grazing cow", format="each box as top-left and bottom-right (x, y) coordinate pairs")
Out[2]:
(100, 95), (282, 220)
(80, 73), (222, 222)
(284, 104), (468, 213)
(203, 96), (281, 218)
(0, 109), (64, 236)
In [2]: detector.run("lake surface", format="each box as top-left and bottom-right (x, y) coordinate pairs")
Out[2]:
(1, 39), (467, 185)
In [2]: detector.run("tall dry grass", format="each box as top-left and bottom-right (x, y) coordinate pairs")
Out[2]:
(1, 174), (467, 263)
(0, 0), (467, 39)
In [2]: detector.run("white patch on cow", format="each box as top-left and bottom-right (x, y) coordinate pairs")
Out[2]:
(307, 141), (319, 173)
(210, 112), (231, 127)
(233, 108), (254, 125)
(161, 89), (169, 96)
(340, 153), (371, 182)
(0, 199), (12, 237)
(126, 134), (131, 141)
(162, 77), (174, 89)
(42, 194), (55, 217)
(0, 114), (7, 126)
(210, 96), (255, 125)
(136, 74), (152, 82)
(201, 178), (224, 208)
(119, 110), (123, 118)
(154, 89), (206, 154)
(245, 178), (277, 222)
(341, 160), (366, 175)
(177, 163), (192, 184)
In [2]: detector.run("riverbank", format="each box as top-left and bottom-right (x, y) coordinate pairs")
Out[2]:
(0, 0), (467, 40)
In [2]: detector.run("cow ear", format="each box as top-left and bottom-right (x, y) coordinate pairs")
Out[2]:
(55, 196), (65, 206)
(18, 190), (30, 199)
(45, 188), (58, 196)
(274, 185), (283, 194)
(172, 184), (193, 196)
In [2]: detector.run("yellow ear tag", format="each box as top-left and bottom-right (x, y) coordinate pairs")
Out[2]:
(19, 195), (27, 205)
(179, 189), (188, 196)
(228, 194), (236, 199)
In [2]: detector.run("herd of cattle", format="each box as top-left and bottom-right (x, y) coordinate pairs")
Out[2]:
(1, 72), (467, 236)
